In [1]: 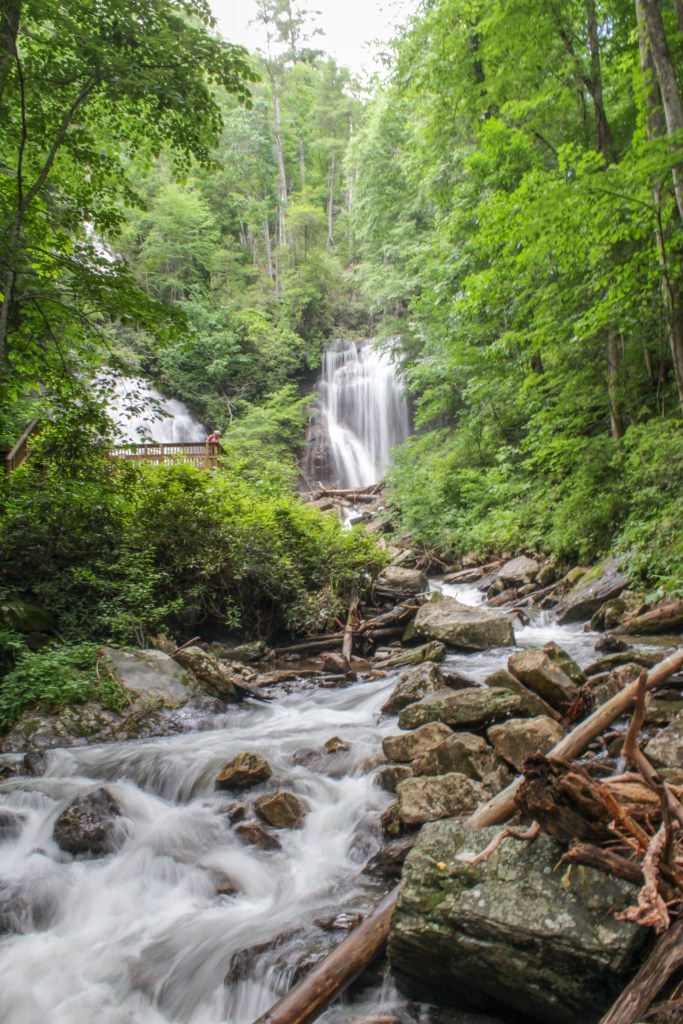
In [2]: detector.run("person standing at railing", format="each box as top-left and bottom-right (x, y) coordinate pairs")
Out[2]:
(206, 430), (221, 447)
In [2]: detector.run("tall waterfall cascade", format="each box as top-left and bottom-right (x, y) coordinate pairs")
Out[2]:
(105, 376), (206, 444)
(303, 340), (410, 489)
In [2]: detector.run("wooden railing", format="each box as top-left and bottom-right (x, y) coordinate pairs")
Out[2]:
(110, 441), (223, 469)
(4, 419), (41, 474)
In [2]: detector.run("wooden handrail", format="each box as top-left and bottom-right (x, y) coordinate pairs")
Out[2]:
(4, 419), (41, 474)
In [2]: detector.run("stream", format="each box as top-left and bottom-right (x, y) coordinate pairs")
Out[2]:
(0, 585), (609, 1024)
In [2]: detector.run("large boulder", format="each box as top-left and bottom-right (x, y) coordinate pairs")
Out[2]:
(487, 716), (564, 771)
(381, 662), (446, 715)
(389, 820), (645, 1024)
(542, 642), (587, 685)
(507, 650), (578, 710)
(404, 594), (515, 650)
(377, 764), (414, 793)
(645, 713), (683, 769)
(498, 555), (540, 586)
(396, 773), (485, 826)
(254, 790), (307, 829)
(483, 668), (560, 720)
(556, 557), (628, 624)
(215, 752), (272, 791)
(411, 732), (512, 792)
(376, 566), (429, 598)
(102, 647), (195, 705)
(398, 688), (522, 731)
(383, 722), (453, 763)
(53, 787), (123, 857)
(173, 646), (239, 701)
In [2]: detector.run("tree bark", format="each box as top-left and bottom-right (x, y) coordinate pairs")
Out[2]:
(607, 327), (624, 438)
(600, 916), (683, 1024)
(586, 0), (615, 162)
(0, 0), (20, 108)
(271, 86), (288, 249)
(327, 150), (336, 250)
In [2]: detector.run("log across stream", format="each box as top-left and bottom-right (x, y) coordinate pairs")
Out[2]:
(0, 582), (672, 1024)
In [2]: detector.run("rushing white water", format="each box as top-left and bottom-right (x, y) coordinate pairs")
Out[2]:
(306, 340), (410, 489)
(105, 376), (207, 444)
(0, 596), (613, 1024)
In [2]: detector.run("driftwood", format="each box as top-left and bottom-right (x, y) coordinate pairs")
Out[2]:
(516, 757), (619, 845)
(467, 648), (683, 830)
(562, 843), (646, 888)
(615, 600), (683, 637)
(599, 917), (683, 1024)
(342, 590), (359, 670)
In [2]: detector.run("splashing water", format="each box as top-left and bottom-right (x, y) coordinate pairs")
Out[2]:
(105, 376), (207, 444)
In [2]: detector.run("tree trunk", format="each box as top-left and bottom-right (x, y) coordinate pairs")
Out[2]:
(600, 917), (683, 1024)
(327, 150), (336, 250)
(0, 0), (20, 108)
(263, 218), (274, 281)
(607, 327), (624, 438)
(298, 136), (305, 188)
(586, 0), (614, 162)
(673, 0), (683, 42)
(271, 86), (288, 248)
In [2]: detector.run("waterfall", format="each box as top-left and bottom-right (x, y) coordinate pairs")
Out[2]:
(104, 376), (207, 444)
(304, 340), (410, 489)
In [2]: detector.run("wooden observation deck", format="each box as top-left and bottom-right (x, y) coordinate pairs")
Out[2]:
(110, 441), (223, 469)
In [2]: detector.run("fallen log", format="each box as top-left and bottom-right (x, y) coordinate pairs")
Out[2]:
(273, 635), (344, 656)
(615, 600), (683, 637)
(316, 482), (383, 498)
(599, 916), (683, 1024)
(562, 842), (645, 888)
(467, 648), (683, 830)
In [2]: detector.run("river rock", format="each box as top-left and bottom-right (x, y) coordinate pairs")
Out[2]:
(403, 594), (515, 650)
(0, 882), (30, 934)
(411, 733), (512, 791)
(487, 716), (564, 771)
(376, 566), (429, 597)
(235, 820), (282, 851)
(53, 787), (123, 857)
(215, 752), (272, 791)
(645, 712), (683, 769)
(389, 820), (645, 1023)
(398, 688), (522, 730)
(542, 642), (587, 685)
(377, 764), (414, 792)
(396, 773), (486, 826)
(173, 646), (238, 701)
(102, 647), (195, 704)
(363, 837), (415, 878)
(381, 662), (446, 715)
(555, 557), (627, 624)
(254, 790), (307, 829)
(498, 555), (539, 586)
(483, 668), (560, 720)
(383, 722), (453, 763)
(507, 650), (578, 710)
(0, 811), (26, 842)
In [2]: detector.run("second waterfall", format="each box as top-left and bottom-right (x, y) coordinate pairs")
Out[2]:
(304, 339), (410, 489)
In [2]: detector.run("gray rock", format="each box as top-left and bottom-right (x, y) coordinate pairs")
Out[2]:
(215, 752), (272, 791)
(363, 837), (415, 878)
(498, 555), (539, 586)
(483, 668), (560, 720)
(377, 764), (414, 792)
(173, 646), (238, 701)
(556, 557), (628, 624)
(404, 594), (515, 650)
(398, 688), (522, 730)
(254, 790), (308, 829)
(542, 642), (587, 685)
(102, 647), (194, 704)
(0, 811), (26, 842)
(411, 732), (512, 792)
(381, 662), (446, 715)
(389, 820), (646, 1024)
(376, 566), (429, 596)
(396, 773), (485, 826)
(645, 712), (683, 769)
(53, 787), (123, 857)
(487, 716), (564, 771)
(507, 649), (578, 710)
(383, 722), (453, 763)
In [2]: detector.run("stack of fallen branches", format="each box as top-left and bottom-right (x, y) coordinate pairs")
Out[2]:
(508, 667), (683, 1024)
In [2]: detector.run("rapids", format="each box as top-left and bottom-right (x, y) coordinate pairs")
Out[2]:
(0, 588), (607, 1024)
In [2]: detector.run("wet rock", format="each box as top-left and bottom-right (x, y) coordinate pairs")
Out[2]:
(593, 634), (630, 654)
(483, 668), (560, 720)
(0, 882), (30, 934)
(377, 764), (414, 792)
(404, 594), (515, 651)
(585, 649), (659, 675)
(542, 642), (587, 685)
(324, 736), (350, 753)
(376, 566), (430, 597)
(381, 662), (446, 715)
(398, 688), (522, 731)
(0, 811), (26, 843)
(173, 646), (238, 701)
(375, 640), (447, 670)
(389, 820), (645, 1024)
(396, 773), (485, 826)
(380, 802), (406, 838)
(235, 819), (282, 851)
(536, 556), (562, 587)
(411, 732), (512, 792)
(53, 787), (123, 857)
(22, 749), (48, 776)
(218, 640), (270, 663)
(587, 662), (643, 708)
(254, 790), (308, 829)
(215, 752), (272, 791)
(209, 869), (240, 896)
(363, 836), (416, 878)
(590, 599), (627, 632)
(555, 557), (627, 624)
(487, 587), (519, 607)
(383, 722), (453, 763)
(218, 802), (246, 824)
(498, 555), (539, 586)
(645, 712), (683, 769)
(487, 716), (564, 772)
(507, 649), (578, 710)
(313, 911), (364, 932)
